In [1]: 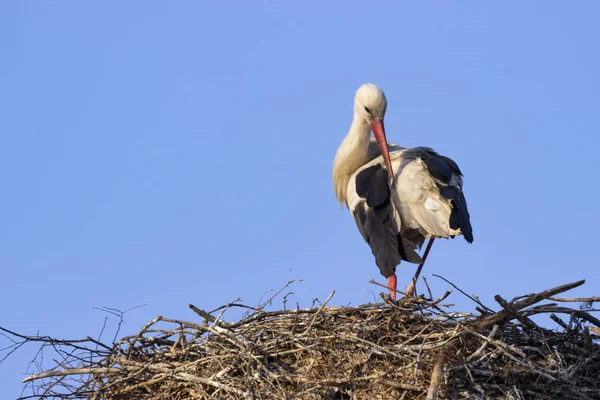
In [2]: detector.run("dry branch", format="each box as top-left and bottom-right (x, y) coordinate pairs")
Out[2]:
(4, 279), (600, 400)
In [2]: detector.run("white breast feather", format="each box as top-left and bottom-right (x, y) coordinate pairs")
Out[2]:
(345, 150), (462, 239)
(424, 198), (441, 211)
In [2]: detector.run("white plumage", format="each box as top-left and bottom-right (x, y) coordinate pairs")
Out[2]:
(332, 83), (473, 300)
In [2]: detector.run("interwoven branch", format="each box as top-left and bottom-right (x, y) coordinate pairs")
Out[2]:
(4, 279), (600, 400)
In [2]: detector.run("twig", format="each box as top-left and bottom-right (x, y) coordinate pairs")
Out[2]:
(432, 274), (494, 313)
(23, 367), (124, 383)
(548, 296), (600, 303)
(494, 295), (543, 331)
(476, 280), (586, 330)
(550, 314), (570, 330)
(520, 306), (600, 327)
(189, 304), (230, 328)
(176, 373), (246, 396)
(423, 276), (434, 300)
(257, 280), (303, 311)
(305, 290), (335, 332)
(465, 324), (499, 362)
(369, 279), (401, 298)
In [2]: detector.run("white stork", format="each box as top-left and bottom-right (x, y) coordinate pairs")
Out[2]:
(332, 83), (473, 300)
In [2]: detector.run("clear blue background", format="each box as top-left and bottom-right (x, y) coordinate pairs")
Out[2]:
(1, 2), (599, 398)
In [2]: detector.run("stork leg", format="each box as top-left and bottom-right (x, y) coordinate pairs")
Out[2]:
(405, 237), (435, 297)
(387, 274), (397, 301)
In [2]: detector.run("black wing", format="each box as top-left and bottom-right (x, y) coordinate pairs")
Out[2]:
(352, 164), (422, 278)
(403, 147), (473, 243)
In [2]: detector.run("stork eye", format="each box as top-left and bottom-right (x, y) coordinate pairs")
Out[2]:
(364, 106), (372, 115)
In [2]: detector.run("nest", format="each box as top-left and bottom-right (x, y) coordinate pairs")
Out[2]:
(8, 279), (600, 399)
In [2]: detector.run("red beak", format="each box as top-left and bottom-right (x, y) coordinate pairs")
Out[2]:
(370, 119), (395, 184)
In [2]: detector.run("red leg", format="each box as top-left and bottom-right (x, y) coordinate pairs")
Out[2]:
(387, 274), (397, 301)
(405, 237), (435, 297)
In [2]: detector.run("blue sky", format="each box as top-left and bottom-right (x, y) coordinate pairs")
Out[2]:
(1, 2), (599, 397)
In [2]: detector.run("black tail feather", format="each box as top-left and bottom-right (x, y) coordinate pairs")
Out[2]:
(453, 191), (473, 243)
(397, 232), (423, 264)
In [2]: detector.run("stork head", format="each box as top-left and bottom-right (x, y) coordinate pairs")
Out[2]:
(354, 83), (394, 182)
(354, 83), (387, 121)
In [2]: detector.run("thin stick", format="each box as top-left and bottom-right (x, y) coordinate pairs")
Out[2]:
(520, 306), (600, 327)
(369, 279), (401, 298)
(476, 280), (586, 330)
(176, 373), (246, 396)
(423, 276), (434, 300)
(432, 274), (494, 314)
(189, 304), (229, 328)
(23, 367), (124, 383)
(257, 280), (303, 311)
(548, 296), (600, 303)
(306, 290), (335, 331)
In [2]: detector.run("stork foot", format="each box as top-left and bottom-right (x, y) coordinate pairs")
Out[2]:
(404, 281), (416, 297)
(387, 275), (397, 301)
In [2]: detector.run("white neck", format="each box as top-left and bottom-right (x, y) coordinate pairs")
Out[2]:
(332, 114), (371, 206)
